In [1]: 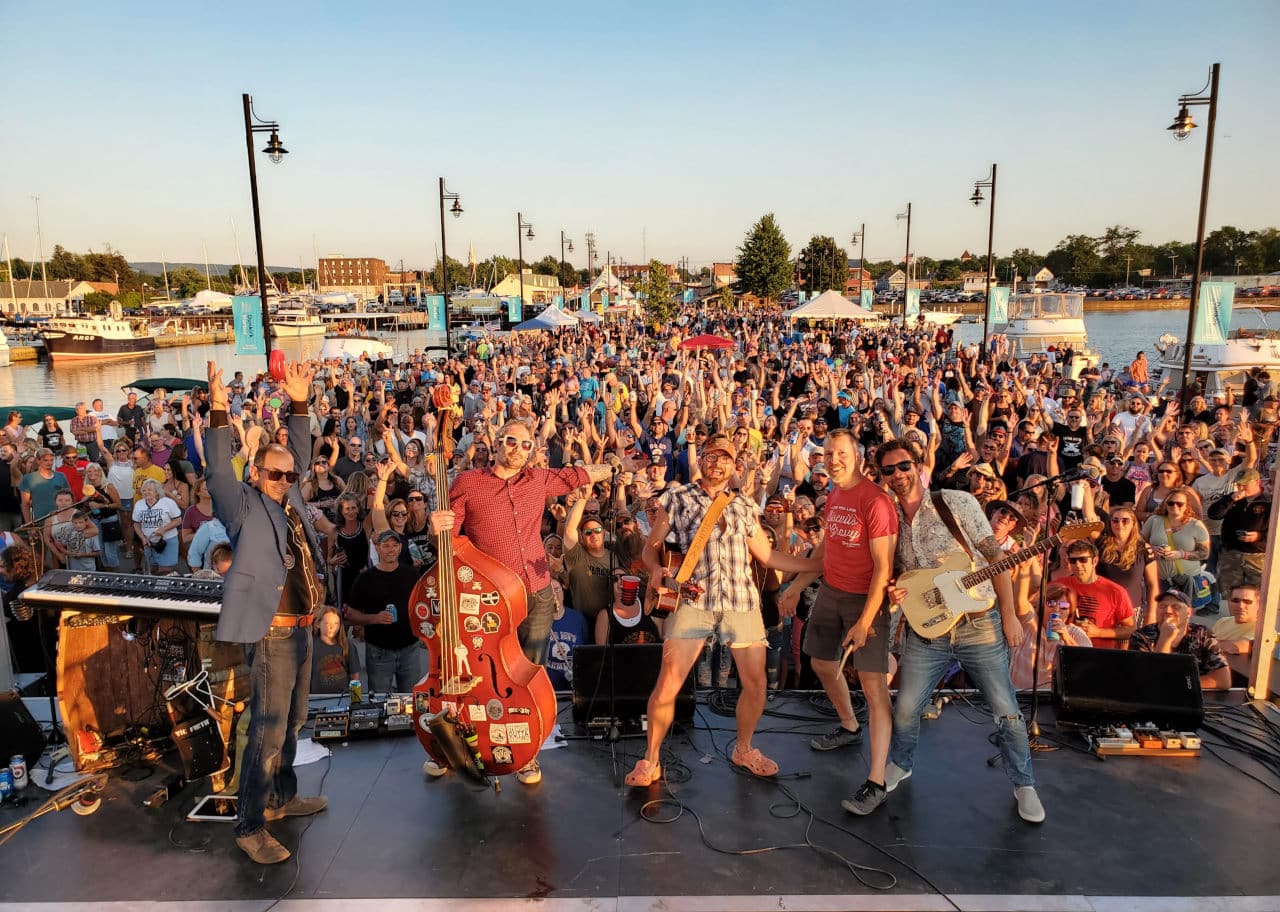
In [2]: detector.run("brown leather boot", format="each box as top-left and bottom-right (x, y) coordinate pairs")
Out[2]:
(264, 795), (328, 821)
(236, 829), (290, 864)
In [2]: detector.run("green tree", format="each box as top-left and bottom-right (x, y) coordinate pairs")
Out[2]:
(1203, 226), (1257, 275)
(718, 286), (735, 310)
(46, 245), (84, 280)
(638, 259), (676, 325)
(735, 213), (791, 300)
(797, 235), (846, 293)
(1150, 241), (1197, 278)
(1045, 235), (1103, 285)
(1249, 228), (1280, 273)
(865, 260), (896, 281)
(531, 255), (560, 277)
(430, 256), (468, 293)
(169, 267), (208, 299)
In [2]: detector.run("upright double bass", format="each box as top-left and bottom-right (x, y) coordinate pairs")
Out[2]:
(409, 394), (557, 778)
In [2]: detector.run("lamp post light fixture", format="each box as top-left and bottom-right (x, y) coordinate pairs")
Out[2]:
(560, 231), (574, 300)
(1166, 62), (1220, 410)
(971, 162), (998, 351)
(896, 203), (912, 316)
(438, 178), (462, 334)
(241, 92), (287, 369)
(850, 223), (866, 300)
(517, 212), (534, 314)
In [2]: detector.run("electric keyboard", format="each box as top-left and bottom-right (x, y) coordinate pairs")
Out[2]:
(19, 570), (224, 621)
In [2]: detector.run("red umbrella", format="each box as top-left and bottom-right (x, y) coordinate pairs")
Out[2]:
(678, 334), (735, 351)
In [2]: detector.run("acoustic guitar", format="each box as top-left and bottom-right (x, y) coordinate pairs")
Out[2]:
(897, 522), (1101, 638)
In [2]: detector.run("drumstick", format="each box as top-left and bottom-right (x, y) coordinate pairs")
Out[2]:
(837, 642), (856, 677)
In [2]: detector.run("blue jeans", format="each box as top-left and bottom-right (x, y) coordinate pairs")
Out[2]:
(236, 625), (312, 837)
(518, 585), (556, 666)
(365, 641), (422, 693)
(890, 608), (1035, 788)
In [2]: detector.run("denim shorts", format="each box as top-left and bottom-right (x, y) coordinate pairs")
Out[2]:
(665, 605), (766, 647)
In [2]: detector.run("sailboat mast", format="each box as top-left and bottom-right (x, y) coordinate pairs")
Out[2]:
(203, 241), (212, 291)
(231, 217), (249, 290)
(313, 235), (320, 294)
(4, 235), (18, 315)
(161, 254), (172, 301)
(33, 195), (49, 303)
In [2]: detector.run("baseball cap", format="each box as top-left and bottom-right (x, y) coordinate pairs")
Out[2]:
(375, 529), (402, 544)
(968, 463), (997, 480)
(1157, 589), (1192, 608)
(649, 453), (668, 467)
(1236, 468), (1261, 485)
(811, 463), (830, 477)
(702, 432), (737, 459)
(1209, 447), (1231, 458)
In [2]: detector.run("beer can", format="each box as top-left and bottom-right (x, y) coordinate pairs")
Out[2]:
(349, 678), (362, 704)
(385, 603), (398, 624)
(9, 754), (28, 791)
(0, 768), (13, 800)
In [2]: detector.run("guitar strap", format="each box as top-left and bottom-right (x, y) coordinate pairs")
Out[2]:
(930, 491), (975, 561)
(675, 491), (734, 584)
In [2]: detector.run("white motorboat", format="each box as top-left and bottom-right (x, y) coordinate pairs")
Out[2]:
(994, 292), (1100, 379)
(1152, 308), (1280, 396)
(270, 307), (326, 338)
(920, 308), (964, 325)
(0, 328), (10, 367)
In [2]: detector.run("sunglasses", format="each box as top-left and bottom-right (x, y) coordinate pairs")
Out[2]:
(1157, 469), (1178, 475)
(261, 468), (300, 483)
(501, 435), (534, 452)
(878, 460), (914, 476)
(1166, 501), (1188, 508)
(390, 510), (409, 518)
(1067, 555), (1092, 564)
(407, 495), (425, 502)
(582, 527), (605, 535)
(1110, 516), (1134, 524)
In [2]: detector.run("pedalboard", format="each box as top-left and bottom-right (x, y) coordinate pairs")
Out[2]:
(312, 694), (416, 743)
(1089, 722), (1202, 758)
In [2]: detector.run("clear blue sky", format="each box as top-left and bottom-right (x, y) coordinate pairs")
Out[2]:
(1, 1), (1276, 274)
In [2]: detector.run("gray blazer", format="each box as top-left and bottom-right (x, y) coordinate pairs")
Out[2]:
(206, 407), (322, 643)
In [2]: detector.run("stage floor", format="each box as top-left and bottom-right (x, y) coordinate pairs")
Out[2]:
(1, 691), (1278, 912)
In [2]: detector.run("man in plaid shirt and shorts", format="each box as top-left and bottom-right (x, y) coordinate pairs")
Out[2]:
(626, 433), (822, 787)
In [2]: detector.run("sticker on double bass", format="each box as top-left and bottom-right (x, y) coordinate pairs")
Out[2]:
(492, 745), (513, 766)
(506, 722), (532, 745)
(480, 591), (500, 606)
(480, 612), (501, 634)
(468, 704), (487, 722)
(418, 621), (436, 639)
(486, 699), (504, 721)
(414, 601), (432, 620)
(456, 566), (474, 584)
(489, 724), (508, 745)
(458, 594), (481, 615)
(463, 616), (482, 633)
(471, 636), (484, 649)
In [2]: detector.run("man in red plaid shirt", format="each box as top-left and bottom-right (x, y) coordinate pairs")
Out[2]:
(431, 418), (613, 784)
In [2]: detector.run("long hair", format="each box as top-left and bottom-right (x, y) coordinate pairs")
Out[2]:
(1156, 485), (1202, 520)
(313, 605), (350, 660)
(1, 543), (37, 585)
(1098, 506), (1141, 569)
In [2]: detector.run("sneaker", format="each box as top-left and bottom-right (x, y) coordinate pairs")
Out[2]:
(1014, 786), (1046, 823)
(263, 795), (327, 821)
(884, 762), (912, 793)
(236, 829), (290, 864)
(423, 758), (449, 778)
(810, 725), (863, 751)
(515, 758), (542, 785)
(841, 779), (887, 816)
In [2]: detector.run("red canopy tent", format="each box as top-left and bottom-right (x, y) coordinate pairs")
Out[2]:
(678, 334), (735, 351)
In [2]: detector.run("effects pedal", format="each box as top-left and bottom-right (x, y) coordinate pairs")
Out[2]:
(1159, 731), (1183, 749)
(1180, 732), (1202, 749)
(313, 711), (350, 741)
(349, 706), (382, 732)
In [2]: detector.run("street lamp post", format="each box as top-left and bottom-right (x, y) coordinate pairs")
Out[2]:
(1166, 62), (1220, 409)
(971, 162), (998, 351)
(850, 223), (866, 300)
(241, 93), (288, 369)
(896, 204), (912, 315)
(560, 231), (574, 302)
(438, 178), (462, 334)
(516, 213), (534, 315)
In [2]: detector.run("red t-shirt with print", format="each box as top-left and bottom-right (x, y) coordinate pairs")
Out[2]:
(822, 479), (898, 593)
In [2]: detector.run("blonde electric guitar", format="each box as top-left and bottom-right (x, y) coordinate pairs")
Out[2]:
(897, 522), (1101, 638)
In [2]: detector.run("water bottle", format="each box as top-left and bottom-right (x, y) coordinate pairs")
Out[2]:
(1046, 612), (1061, 642)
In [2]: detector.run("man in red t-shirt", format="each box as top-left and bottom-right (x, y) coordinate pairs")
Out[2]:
(779, 429), (898, 815)
(1057, 540), (1136, 649)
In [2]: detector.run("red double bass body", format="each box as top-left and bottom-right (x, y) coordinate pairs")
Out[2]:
(409, 402), (557, 777)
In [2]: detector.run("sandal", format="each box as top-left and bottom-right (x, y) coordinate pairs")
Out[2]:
(624, 758), (662, 787)
(731, 746), (779, 777)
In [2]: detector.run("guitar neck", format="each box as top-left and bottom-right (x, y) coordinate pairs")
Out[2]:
(960, 534), (1060, 588)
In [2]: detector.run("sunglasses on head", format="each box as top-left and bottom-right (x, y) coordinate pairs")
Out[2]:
(501, 435), (534, 452)
(261, 468), (300, 483)
(878, 460), (914, 476)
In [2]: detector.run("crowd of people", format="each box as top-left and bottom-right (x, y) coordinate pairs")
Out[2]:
(0, 300), (1273, 860)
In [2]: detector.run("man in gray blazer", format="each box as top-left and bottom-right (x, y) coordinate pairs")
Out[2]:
(206, 359), (328, 865)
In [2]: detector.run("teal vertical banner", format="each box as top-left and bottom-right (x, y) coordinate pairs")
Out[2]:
(1193, 281), (1234, 344)
(987, 286), (1010, 324)
(601, 292), (610, 309)
(426, 294), (446, 331)
(232, 295), (266, 355)
(579, 291), (590, 312)
(860, 289), (874, 310)
(506, 296), (522, 323)
(905, 288), (921, 318)
(553, 294), (564, 308)
(682, 288), (694, 304)
(798, 291), (807, 303)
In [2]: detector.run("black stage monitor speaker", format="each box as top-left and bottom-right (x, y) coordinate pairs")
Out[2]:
(1053, 646), (1204, 730)
(0, 692), (45, 771)
(165, 687), (228, 782)
(571, 644), (694, 727)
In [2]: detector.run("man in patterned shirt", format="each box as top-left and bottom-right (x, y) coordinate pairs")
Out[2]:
(430, 417), (613, 785)
(878, 437), (1046, 824)
(626, 433), (822, 787)
(1129, 589), (1231, 690)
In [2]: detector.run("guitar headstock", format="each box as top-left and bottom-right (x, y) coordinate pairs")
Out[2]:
(1059, 521), (1104, 541)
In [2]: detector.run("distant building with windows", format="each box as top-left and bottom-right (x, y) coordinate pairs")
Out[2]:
(711, 263), (737, 288)
(0, 279), (99, 316)
(490, 269), (562, 305)
(318, 256), (389, 297)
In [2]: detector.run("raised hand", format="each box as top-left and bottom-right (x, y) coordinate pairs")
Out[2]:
(207, 361), (228, 411)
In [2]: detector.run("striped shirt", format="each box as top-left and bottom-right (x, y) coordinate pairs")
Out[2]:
(659, 483), (760, 614)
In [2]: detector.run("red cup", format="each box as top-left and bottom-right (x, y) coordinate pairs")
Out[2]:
(620, 575), (641, 606)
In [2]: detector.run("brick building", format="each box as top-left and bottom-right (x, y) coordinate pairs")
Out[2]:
(318, 256), (390, 297)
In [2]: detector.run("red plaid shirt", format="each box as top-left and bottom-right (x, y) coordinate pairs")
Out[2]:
(449, 464), (589, 592)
